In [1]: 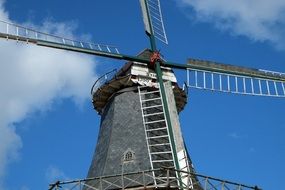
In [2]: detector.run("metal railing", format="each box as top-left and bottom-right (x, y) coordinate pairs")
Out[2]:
(49, 168), (261, 190)
(90, 69), (117, 96)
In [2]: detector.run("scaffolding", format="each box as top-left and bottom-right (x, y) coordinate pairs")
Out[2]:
(49, 168), (261, 190)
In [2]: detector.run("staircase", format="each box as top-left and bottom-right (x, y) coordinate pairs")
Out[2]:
(138, 85), (177, 185)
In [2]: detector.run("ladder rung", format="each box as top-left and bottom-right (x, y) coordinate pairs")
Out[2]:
(155, 177), (176, 179)
(141, 97), (161, 102)
(144, 112), (164, 117)
(152, 160), (174, 163)
(140, 90), (160, 95)
(145, 119), (165, 124)
(150, 151), (172, 154)
(147, 135), (169, 139)
(146, 127), (167, 132)
(138, 86), (160, 90)
(142, 105), (163, 109)
(149, 143), (170, 146)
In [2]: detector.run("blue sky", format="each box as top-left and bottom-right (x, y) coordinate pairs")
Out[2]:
(0, 0), (284, 190)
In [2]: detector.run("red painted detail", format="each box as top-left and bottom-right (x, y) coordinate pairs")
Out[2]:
(149, 51), (161, 68)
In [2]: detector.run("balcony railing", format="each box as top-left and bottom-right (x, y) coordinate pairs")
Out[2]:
(90, 69), (117, 96)
(49, 168), (261, 190)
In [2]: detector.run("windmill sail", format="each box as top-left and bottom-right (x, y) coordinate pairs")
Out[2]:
(0, 20), (119, 55)
(186, 58), (285, 97)
(140, 0), (168, 44)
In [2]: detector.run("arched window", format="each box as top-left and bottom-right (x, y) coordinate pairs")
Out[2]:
(123, 149), (135, 162)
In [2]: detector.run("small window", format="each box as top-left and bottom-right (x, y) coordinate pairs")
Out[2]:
(123, 149), (135, 162)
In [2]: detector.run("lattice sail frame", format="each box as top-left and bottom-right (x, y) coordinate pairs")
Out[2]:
(2, 19), (284, 100)
(186, 59), (285, 97)
(0, 20), (119, 54)
(140, 0), (168, 44)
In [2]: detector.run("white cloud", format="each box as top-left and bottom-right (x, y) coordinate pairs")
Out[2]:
(45, 165), (68, 182)
(0, 0), (8, 21)
(0, 0), (97, 188)
(178, 0), (285, 50)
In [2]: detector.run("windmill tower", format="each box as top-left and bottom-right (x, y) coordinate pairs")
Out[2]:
(86, 49), (198, 188)
(0, 0), (284, 189)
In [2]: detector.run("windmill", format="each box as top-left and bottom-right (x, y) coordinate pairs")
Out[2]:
(0, 0), (284, 190)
